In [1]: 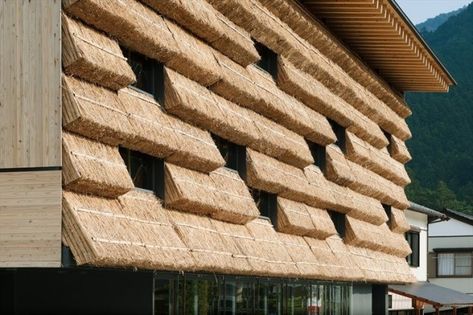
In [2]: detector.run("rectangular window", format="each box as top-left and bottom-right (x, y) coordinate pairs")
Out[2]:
(119, 147), (165, 198)
(437, 252), (473, 277)
(252, 190), (277, 225)
(405, 231), (420, 267)
(383, 204), (392, 227)
(308, 141), (327, 173)
(255, 41), (278, 79)
(329, 211), (346, 238)
(328, 119), (346, 153)
(123, 48), (165, 103)
(212, 134), (247, 179)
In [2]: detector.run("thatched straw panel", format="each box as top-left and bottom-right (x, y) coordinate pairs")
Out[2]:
(63, 132), (133, 198)
(277, 233), (326, 279)
(62, 13), (135, 91)
(212, 219), (270, 275)
(63, 0), (221, 87)
(209, 168), (260, 224)
(257, 0), (413, 120)
(62, 190), (195, 270)
(164, 68), (260, 146)
(276, 197), (336, 239)
(390, 208), (411, 234)
(117, 87), (225, 173)
(246, 218), (299, 277)
(62, 75), (134, 146)
(304, 236), (363, 281)
(248, 66), (336, 145)
(164, 163), (218, 216)
(141, 0), (259, 67)
(165, 163), (258, 224)
(348, 246), (416, 284)
(348, 160), (410, 209)
(211, 51), (261, 108)
(164, 67), (312, 169)
(389, 135), (413, 164)
(277, 57), (388, 149)
(246, 149), (314, 204)
(345, 216), (412, 257)
(168, 210), (244, 273)
(345, 132), (411, 187)
(207, 0), (412, 142)
(303, 165), (336, 209)
(325, 145), (356, 187)
(163, 19), (222, 87)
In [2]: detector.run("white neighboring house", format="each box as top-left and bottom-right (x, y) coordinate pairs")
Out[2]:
(428, 209), (473, 296)
(389, 202), (448, 314)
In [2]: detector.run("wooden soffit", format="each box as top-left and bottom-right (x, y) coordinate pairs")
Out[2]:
(300, 0), (455, 92)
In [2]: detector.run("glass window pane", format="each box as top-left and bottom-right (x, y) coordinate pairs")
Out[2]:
(455, 253), (472, 276)
(438, 253), (455, 276)
(256, 281), (281, 315)
(155, 279), (172, 315)
(183, 277), (218, 315)
(287, 283), (310, 315)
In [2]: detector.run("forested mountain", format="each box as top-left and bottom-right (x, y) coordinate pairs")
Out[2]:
(416, 6), (466, 32)
(405, 4), (473, 214)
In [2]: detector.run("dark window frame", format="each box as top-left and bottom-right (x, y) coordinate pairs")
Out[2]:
(329, 210), (346, 238)
(212, 134), (247, 180)
(252, 189), (277, 225)
(254, 41), (278, 79)
(119, 147), (165, 198)
(405, 231), (420, 267)
(123, 48), (165, 103)
(328, 119), (347, 153)
(436, 251), (473, 278)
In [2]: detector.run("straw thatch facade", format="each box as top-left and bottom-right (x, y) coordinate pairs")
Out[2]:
(57, 0), (425, 285)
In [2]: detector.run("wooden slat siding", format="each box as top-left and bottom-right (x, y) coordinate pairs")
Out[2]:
(0, 0), (61, 168)
(0, 170), (62, 267)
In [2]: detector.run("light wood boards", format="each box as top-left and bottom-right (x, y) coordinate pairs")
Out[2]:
(0, 0), (61, 168)
(0, 170), (62, 267)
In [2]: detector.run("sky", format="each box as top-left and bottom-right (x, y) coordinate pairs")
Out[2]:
(395, 0), (473, 24)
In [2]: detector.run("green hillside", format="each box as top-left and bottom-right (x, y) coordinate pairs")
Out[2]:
(405, 3), (473, 214)
(416, 6), (466, 32)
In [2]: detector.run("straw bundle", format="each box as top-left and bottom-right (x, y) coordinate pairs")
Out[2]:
(325, 145), (356, 187)
(348, 246), (416, 284)
(246, 149), (314, 204)
(389, 135), (413, 164)
(63, 132), (133, 198)
(164, 163), (219, 216)
(165, 68), (313, 169)
(163, 19), (222, 87)
(303, 165), (336, 209)
(62, 190), (194, 270)
(304, 236), (363, 281)
(168, 210), (242, 273)
(62, 13), (135, 91)
(62, 75), (134, 146)
(211, 51), (261, 108)
(208, 0), (412, 142)
(390, 208), (411, 234)
(209, 168), (260, 224)
(248, 66), (336, 145)
(164, 68), (260, 146)
(212, 219), (269, 275)
(276, 197), (336, 239)
(141, 0), (259, 66)
(246, 218), (299, 277)
(257, 0), (413, 120)
(277, 233), (326, 279)
(345, 216), (412, 257)
(249, 110), (314, 169)
(347, 189), (389, 225)
(64, 0), (221, 87)
(347, 160), (410, 209)
(277, 57), (388, 149)
(345, 132), (411, 187)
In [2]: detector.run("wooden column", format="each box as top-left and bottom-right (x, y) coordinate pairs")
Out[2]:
(434, 306), (440, 315)
(468, 306), (473, 315)
(452, 306), (457, 315)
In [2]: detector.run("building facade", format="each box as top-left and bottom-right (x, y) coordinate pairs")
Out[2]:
(429, 209), (473, 296)
(0, 0), (454, 314)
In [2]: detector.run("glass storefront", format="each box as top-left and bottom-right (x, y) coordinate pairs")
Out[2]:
(153, 273), (352, 315)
